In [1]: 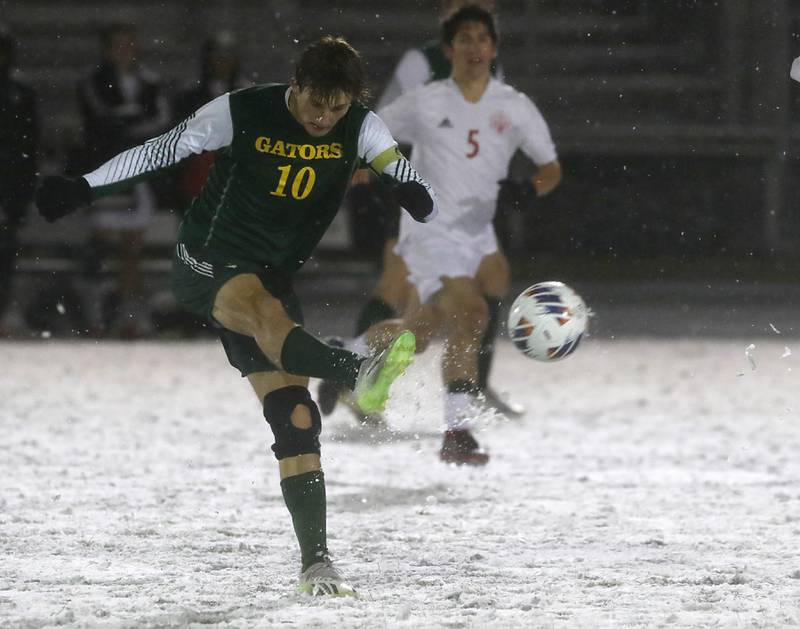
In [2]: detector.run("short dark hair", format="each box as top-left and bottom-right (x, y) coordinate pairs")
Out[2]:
(441, 5), (499, 46)
(294, 36), (369, 106)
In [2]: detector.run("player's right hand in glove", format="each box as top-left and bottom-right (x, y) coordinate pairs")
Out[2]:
(35, 176), (92, 223)
(497, 178), (536, 212)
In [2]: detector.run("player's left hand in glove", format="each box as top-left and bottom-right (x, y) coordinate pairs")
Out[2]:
(497, 178), (536, 212)
(391, 180), (435, 223)
(35, 176), (92, 223)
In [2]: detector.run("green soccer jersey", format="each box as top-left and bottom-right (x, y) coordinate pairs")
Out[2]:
(181, 85), (367, 270)
(420, 39), (452, 82)
(83, 83), (435, 272)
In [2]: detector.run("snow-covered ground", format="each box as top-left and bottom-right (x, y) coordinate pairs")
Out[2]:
(1, 334), (799, 628)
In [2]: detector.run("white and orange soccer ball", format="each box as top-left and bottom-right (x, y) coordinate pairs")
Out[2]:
(507, 281), (589, 362)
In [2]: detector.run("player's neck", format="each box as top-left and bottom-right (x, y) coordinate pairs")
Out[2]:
(451, 72), (490, 103)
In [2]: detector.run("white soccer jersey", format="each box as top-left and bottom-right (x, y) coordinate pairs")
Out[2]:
(378, 78), (556, 242)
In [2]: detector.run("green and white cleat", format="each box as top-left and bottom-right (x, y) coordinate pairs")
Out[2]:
(354, 330), (416, 414)
(297, 558), (357, 597)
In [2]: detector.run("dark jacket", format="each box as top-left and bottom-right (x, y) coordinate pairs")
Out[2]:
(77, 62), (169, 166)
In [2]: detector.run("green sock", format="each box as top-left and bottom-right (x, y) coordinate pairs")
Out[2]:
(478, 297), (502, 390)
(281, 470), (328, 571)
(355, 296), (396, 335)
(280, 327), (363, 389)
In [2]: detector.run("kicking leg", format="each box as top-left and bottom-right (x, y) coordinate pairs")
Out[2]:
(318, 240), (410, 416)
(214, 273), (364, 387)
(215, 273), (411, 413)
(319, 285), (438, 421)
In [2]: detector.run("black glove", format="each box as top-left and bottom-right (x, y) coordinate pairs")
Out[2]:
(497, 178), (536, 212)
(35, 176), (92, 223)
(391, 180), (434, 223)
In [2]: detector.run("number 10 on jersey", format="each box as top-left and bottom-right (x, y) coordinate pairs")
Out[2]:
(270, 165), (316, 200)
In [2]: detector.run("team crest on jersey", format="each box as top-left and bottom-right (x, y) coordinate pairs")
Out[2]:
(490, 112), (511, 134)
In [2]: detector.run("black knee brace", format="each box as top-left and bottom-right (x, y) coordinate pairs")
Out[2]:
(263, 386), (322, 460)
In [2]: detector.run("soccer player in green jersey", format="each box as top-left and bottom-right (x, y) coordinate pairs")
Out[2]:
(35, 36), (437, 596)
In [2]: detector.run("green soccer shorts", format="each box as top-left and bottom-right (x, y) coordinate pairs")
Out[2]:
(171, 242), (304, 376)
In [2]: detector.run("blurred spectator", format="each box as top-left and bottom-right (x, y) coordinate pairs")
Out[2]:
(77, 23), (170, 337)
(172, 30), (250, 207)
(0, 25), (38, 336)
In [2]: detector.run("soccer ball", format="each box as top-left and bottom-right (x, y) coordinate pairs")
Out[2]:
(507, 281), (589, 362)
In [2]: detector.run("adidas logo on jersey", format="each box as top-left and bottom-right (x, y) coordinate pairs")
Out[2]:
(438, 118), (453, 128)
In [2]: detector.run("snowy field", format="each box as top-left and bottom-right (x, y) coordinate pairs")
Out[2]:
(1, 331), (799, 628)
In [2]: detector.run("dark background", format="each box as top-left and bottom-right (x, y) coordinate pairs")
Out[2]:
(2, 0), (800, 337)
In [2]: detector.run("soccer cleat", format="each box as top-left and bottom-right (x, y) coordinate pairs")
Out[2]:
(439, 429), (490, 466)
(318, 382), (386, 425)
(339, 389), (386, 426)
(481, 387), (525, 418)
(297, 558), (357, 597)
(354, 330), (416, 414)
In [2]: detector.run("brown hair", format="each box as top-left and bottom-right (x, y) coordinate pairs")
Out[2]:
(294, 36), (369, 105)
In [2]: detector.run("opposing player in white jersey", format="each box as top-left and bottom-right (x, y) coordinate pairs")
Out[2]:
(358, 5), (561, 464)
(318, 0), (522, 424)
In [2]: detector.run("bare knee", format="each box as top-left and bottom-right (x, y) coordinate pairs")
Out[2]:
(290, 404), (312, 429)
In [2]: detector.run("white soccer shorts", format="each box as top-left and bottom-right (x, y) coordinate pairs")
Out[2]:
(395, 225), (498, 303)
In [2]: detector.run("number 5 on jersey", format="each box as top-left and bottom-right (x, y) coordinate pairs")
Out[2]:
(270, 165), (316, 200)
(466, 129), (480, 159)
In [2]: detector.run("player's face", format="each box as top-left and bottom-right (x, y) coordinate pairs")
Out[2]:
(446, 21), (497, 79)
(289, 84), (352, 137)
